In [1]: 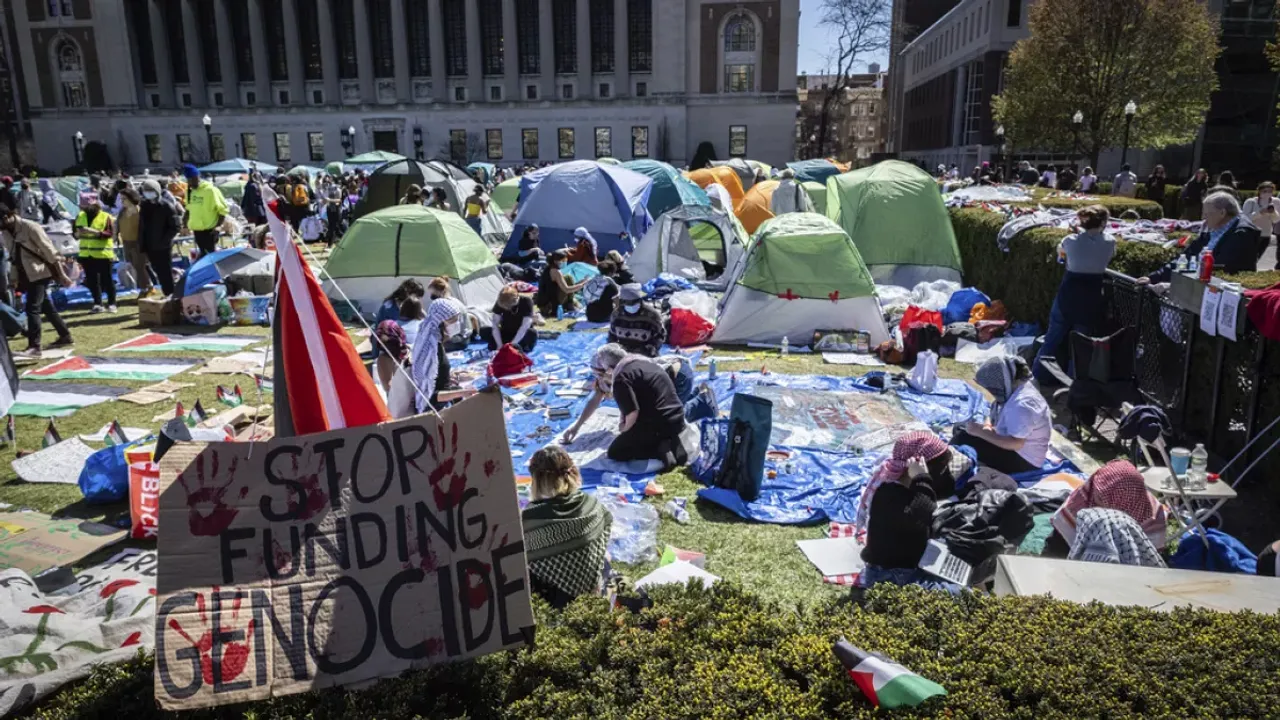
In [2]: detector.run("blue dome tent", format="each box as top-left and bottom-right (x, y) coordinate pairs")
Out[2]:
(506, 160), (654, 257)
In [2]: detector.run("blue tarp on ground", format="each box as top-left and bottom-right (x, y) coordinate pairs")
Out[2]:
(450, 328), (1081, 526)
(508, 160), (654, 257)
(622, 160), (710, 219)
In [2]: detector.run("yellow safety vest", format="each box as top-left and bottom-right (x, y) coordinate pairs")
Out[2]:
(75, 210), (116, 260)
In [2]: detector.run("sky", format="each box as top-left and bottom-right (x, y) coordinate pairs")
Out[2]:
(797, 0), (891, 75)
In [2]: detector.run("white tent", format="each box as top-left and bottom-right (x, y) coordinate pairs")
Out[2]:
(712, 213), (891, 347)
(630, 205), (748, 291)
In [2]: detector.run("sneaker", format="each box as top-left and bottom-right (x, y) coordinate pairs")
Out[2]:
(90, 305), (104, 314)
(49, 335), (74, 348)
(14, 346), (42, 359)
(108, 305), (118, 314)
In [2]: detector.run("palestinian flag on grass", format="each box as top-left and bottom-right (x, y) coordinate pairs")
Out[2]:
(22, 356), (202, 382)
(43, 420), (61, 448)
(834, 639), (946, 709)
(216, 385), (243, 407)
(186, 400), (209, 426)
(104, 420), (129, 446)
(9, 382), (134, 417)
(103, 332), (262, 353)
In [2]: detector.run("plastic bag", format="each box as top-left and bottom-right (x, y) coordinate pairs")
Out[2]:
(78, 443), (131, 504)
(597, 493), (660, 563)
(910, 280), (962, 311)
(669, 308), (715, 347)
(908, 350), (939, 393)
(669, 289), (718, 322)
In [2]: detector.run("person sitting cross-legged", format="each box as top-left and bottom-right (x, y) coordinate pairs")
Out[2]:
(521, 446), (613, 608)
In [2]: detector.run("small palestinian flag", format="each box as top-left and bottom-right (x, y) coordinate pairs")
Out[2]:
(175, 401), (185, 420)
(216, 385), (243, 407)
(43, 420), (61, 448)
(834, 639), (946, 709)
(186, 399), (209, 427)
(104, 420), (129, 446)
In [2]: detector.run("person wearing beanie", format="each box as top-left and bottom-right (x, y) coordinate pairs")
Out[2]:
(608, 283), (665, 357)
(182, 164), (227, 257)
(137, 179), (179, 296)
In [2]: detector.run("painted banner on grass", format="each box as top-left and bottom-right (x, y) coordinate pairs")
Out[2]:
(23, 356), (202, 382)
(153, 389), (533, 710)
(104, 333), (263, 354)
(9, 382), (134, 417)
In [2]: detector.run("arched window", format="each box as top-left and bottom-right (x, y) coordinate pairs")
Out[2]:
(53, 37), (87, 108)
(720, 11), (759, 93)
(724, 14), (756, 52)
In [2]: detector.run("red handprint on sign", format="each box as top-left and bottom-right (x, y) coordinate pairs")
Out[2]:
(167, 589), (255, 687)
(177, 452), (245, 537)
(281, 449), (330, 521)
(425, 423), (471, 511)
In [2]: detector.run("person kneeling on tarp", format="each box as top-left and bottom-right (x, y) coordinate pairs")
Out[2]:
(953, 357), (1052, 475)
(855, 432), (963, 595)
(564, 343), (689, 470)
(522, 446), (612, 608)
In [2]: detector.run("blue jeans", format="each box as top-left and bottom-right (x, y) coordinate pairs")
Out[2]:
(856, 564), (963, 596)
(466, 217), (483, 235)
(1033, 272), (1105, 385)
(667, 356), (715, 422)
(1033, 296), (1071, 384)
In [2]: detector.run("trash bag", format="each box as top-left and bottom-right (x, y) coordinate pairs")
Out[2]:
(78, 443), (132, 504)
(597, 493), (660, 563)
(669, 289), (718, 322)
(669, 308), (715, 347)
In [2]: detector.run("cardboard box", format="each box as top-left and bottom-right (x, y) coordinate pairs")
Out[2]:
(0, 511), (128, 576)
(138, 296), (182, 327)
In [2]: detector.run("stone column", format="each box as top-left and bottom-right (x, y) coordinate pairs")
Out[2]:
(428, 0), (446, 101)
(147, 0), (175, 107)
(316, 0), (340, 103)
(179, 0), (207, 105)
(213, 0), (239, 106)
(502, 0), (518, 100)
(538, 0), (554, 99)
(576, 0), (591, 98)
(353, 0), (375, 101)
(391, 0), (410, 100)
(247, 0), (271, 104)
(613, 0), (628, 97)
(464, 0), (483, 99)
(282, 0), (305, 103)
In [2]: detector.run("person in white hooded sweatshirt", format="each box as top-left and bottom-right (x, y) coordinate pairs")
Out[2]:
(770, 168), (814, 216)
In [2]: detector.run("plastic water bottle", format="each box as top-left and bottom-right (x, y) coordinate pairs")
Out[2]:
(1176, 255), (1188, 273)
(708, 358), (718, 380)
(1188, 255), (1199, 276)
(781, 336), (790, 356)
(1188, 444), (1208, 491)
(556, 304), (564, 320)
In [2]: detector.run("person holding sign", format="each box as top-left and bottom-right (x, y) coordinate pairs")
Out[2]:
(521, 446), (612, 608)
(563, 343), (689, 470)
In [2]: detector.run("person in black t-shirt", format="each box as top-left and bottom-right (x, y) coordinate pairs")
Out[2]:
(483, 285), (537, 352)
(583, 260), (620, 322)
(562, 343), (688, 469)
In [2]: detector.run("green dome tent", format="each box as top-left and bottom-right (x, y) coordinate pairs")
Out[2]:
(491, 177), (521, 214)
(802, 181), (827, 215)
(320, 205), (504, 318)
(825, 160), (962, 287)
(712, 213), (890, 347)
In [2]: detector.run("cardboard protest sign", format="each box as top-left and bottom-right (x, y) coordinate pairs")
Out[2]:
(0, 511), (128, 577)
(153, 389), (534, 710)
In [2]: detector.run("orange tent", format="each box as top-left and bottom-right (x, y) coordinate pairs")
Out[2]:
(687, 166), (745, 207)
(736, 179), (778, 234)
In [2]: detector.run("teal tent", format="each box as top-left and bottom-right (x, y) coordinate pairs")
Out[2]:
(623, 159), (709, 219)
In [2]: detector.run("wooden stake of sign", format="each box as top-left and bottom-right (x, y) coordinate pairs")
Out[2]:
(152, 388), (534, 710)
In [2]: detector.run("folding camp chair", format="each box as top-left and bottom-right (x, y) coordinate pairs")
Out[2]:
(1038, 327), (1142, 443)
(1129, 427), (1212, 551)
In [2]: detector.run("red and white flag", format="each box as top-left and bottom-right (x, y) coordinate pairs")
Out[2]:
(265, 190), (389, 435)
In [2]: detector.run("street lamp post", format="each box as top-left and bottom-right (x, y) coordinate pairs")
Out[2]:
(1072, 110), (1083, 172)
(995, 124), (1006, 182)
(1120, 100), (1137, 168)
(413, 126), (423, 160)
(203, 114), (214, 161)
(347, 125), (356, 157)
(72, 131), (85, 167)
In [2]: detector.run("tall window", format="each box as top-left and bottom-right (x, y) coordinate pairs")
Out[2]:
(210, 134), (226, 161)
(162, 6), (190, 84)
(242, 133), (258, 159)
(126, 0), (158, 85)
(370, 0), (395, 78)
(1006, 0), (1021, 27)
(333, 0), (359, 79)
(275, 132), (292, 162)
(298, 0), (323, 80)
(486, 129), (503, 159)
(522, 128), (539, 159)
(449, 129), (467, 164)
(728, 126), (747, 157)
(516, 0), (540, 74)
(196, 1), (222, 82)
(628, 0), (652, 72)
(724, 14), (756, 51)
(228, 0), (255, 81)
(722, 12), (758, 93)
(443, 0), (467, 76)
(594, 127), (611, 158)
(480, 0), (504, 75)
(309, 132), (326, 161)
(552, 0), (576, 74)
(146, 134), (162, 163)
(558, 128), (575, 158)
(724, 65), (754, 93)
(589, 0), (614, 73)
(47, 0), (73, 16)
(177, 134), (194, 163)
(264, 0), (289, 81)
(631, 126), (649, 158)
(54, 39), (88, 108)
(406, 0), (431, 76)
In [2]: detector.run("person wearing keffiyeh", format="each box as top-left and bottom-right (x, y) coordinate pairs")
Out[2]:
(376, 320), (419, 418)
(953, 356), (1052, 474)
(520, 446), (612, 608)
(411, 296), (466, 412)
(1068, 508), (1166, 568)
(1045, 460), (1167, 558)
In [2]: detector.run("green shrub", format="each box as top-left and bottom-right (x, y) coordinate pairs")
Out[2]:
(24, 584), (1280, 719)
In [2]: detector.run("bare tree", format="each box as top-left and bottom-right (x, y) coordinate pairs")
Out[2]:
(813, 0), (890, 158)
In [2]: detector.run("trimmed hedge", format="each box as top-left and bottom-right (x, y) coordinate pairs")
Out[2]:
(22, 583), (1280, 719)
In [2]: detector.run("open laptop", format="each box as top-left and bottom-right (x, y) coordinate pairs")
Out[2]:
(919, 539), (973, 587)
